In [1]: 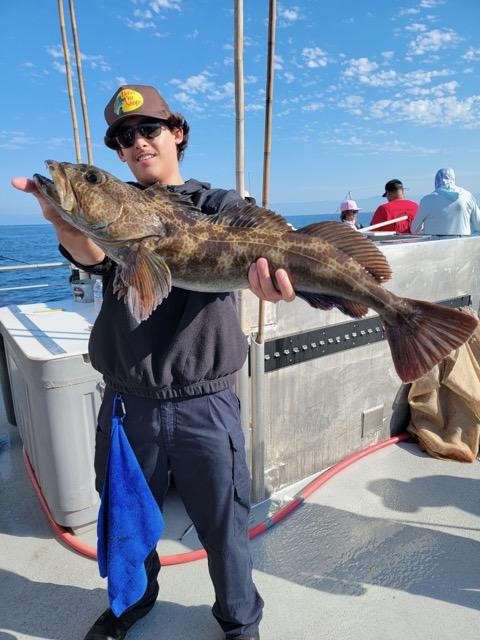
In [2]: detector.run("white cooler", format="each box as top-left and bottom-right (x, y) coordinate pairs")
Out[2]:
(0, 298), (103, 531)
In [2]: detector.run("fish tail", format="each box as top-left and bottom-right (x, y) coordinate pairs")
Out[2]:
(383, 299), (478, 382)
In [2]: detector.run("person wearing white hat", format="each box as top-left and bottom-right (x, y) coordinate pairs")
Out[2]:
(339, 199), (363, 231)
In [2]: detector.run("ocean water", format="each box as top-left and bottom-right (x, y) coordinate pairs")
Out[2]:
(288, 211), (373, 229)
(0, 225), (71, 307)
(0, 213), (373, 307)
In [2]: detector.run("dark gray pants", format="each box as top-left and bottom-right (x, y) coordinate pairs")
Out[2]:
(94, 386), (263, 637)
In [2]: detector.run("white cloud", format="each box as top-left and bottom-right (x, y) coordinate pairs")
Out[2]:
(338, 95), (365, 115)
(463, 47), (480, 61)
(274, 54), (284, 71)
(419, 0), (445, 7)
(405, 22), (427, 32)
(361, 69), (398, 87)
(48, 137), (72, 147)
(125, 18), (156, 30)
(80, 53), (111, 72)
(133, 8), (153, 18)
(208, 81), (235, 101)
(342, 58), (453, 90)
(402, 68), (452, 86)
(47, 45), (110, 73)
(302, 47), (328, 68)
(279, 6), (301, 22)
(46, 45), (64, 59)
(169, 71), (234, 111)
(402, 80), (458, 97)
(369, 95), (480, 127)
(283, 71), (296, 83)
(172, 91), (203, 112)
(0, 131), (34, 150)
(149, 0), (181, 11)
(170, 72), (214, 94)
(52, 61), (66, 74)
(321, 133), (437, 156)
(381, 51), (394, 60)
(409, 28), (461, 55)
(302, 102), (324, 112)
(245, 103), (264, 112)
(398, 7), (420, 16)
(125, 0), (181, 29)
(344, 57), (378, 79)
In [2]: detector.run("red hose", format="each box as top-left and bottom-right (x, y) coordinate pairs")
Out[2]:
(23, 432), (410, 565)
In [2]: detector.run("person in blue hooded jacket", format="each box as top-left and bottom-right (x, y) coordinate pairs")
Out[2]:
(412, 168), (480, 236)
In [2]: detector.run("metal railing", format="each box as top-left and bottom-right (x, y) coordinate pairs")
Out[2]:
(0, 262), (71, 294)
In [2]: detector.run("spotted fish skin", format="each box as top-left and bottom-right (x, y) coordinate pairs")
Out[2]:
(33, 160), (478, 382)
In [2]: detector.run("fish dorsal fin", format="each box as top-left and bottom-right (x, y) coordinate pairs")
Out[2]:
(143, 185), (292, 232)
(208, 202), (293, 232)
(297, 221), (392, 283)
(113, 242), (172, 322)
(143, 183), (210, 222)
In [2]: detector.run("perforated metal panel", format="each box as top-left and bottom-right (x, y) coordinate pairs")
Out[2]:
(262, 295), (471, 372)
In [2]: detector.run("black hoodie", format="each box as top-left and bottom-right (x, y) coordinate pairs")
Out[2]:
(60, 179), (249, 399)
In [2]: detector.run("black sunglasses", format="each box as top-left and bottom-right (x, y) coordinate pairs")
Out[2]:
(112, 121), (167, 149)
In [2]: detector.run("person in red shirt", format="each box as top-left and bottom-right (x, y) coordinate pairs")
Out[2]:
(369, 179), (418, 233)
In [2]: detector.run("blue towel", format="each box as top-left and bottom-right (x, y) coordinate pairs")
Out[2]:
(97, 394), (164, 617)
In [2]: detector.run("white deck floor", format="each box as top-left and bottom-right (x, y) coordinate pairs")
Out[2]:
(1, 415), (479, 640)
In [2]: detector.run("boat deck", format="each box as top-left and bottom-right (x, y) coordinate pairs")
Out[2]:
(1, 413), (479, 640)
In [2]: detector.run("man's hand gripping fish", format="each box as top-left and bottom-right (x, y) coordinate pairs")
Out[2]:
(34, 160), (479, 383)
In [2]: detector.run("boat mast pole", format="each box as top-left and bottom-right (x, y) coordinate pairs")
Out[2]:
(68, 0), (94, 165)
(57, 0), (82, 163)
(234, 0), (245, 198)
(257, 0), (277, 345)
(233, 0), (253, 481)
(250, 0), (277, 503)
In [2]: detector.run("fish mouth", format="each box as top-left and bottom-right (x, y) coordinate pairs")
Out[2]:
(33, 160), (77, 214)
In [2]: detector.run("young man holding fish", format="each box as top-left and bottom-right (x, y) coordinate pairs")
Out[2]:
(12, 85), (295, 640)
(13, 85), (480, 640)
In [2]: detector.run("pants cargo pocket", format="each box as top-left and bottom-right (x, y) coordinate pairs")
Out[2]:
(228, 427), (252, 527)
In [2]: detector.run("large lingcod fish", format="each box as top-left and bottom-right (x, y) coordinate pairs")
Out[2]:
(34, 160), (478, 383)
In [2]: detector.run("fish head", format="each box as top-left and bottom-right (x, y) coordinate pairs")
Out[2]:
(33, 160), (135, 238)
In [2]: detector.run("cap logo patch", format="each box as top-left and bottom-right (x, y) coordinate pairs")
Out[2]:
(113, 89), (144, 115)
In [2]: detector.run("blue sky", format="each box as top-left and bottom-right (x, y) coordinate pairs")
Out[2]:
(1, 0), (480, 222)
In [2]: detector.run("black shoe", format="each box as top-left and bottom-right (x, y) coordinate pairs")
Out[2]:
(226, 634), (260, 640)
(83, 608), (134, 640)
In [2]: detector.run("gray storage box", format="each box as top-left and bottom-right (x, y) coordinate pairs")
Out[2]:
(0, 299), (103, 531)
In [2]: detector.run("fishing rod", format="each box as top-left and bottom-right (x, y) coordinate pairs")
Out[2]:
(0, 254), (31, 265)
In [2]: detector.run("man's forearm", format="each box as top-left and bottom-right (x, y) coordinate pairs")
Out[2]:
(53, 219), (106, 265)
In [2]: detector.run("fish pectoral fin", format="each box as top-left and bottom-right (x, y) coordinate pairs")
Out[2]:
(114, 245), (172, 322)
(296, 292), (335, 310)
(330, 297), (369, 318)
(296, 221), (392, 284)
(296, 291), (369, 318)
